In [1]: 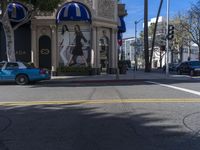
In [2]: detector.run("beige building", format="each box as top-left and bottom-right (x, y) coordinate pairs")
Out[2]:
(29, 0), (127, 75)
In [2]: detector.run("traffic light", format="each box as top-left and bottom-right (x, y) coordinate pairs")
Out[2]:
(167, 25), (174, 40)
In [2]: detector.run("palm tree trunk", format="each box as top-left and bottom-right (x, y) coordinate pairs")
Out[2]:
(144, 0), (150, 72)
(2, 10), (16, 62)
(160, 49), (162, 68)
(150, 0), (163, 70)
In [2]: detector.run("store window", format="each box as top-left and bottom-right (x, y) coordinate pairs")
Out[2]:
(58, 23), (91, 67)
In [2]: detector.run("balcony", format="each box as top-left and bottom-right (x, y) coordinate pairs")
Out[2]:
(118, 3), (128, 17)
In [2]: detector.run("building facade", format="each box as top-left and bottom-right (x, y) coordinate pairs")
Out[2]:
(122, 37), (144, 68)
(148, 16), (199, 68)
(122, 37), (135, 61)
(0, 0), (127, 75)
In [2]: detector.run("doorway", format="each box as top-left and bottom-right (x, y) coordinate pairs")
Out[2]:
(39, 35), (52, 69)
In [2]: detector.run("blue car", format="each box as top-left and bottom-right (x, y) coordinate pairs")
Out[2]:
(0, 62), (50, 85)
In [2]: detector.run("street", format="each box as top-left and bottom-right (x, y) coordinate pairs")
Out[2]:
(0, 76), (200, 150)
(1, 0), (200, 149)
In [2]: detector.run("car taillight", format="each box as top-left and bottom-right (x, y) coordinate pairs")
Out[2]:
(40, 69), (46, 75)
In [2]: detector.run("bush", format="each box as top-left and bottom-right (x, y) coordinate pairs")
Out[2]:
(57, 66), (92, 75)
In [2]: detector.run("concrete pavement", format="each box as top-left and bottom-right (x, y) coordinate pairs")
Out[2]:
(51, 69), (199, 83)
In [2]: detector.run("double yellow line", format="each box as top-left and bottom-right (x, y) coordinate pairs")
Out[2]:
(0, 98), (200, 106)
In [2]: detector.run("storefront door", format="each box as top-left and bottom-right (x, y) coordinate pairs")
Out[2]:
(39, 35), (52, 69)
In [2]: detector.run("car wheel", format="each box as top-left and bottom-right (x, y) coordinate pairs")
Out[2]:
(190, 70), (195, 76)
(16, 75), (29, 85)
(177, 70), (182, 75)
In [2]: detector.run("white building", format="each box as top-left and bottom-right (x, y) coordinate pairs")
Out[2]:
(122, 37), (135, 61)
(149, 16), (199, 68)
(182, 43), (199, 61)
(122, 37), (144, 68)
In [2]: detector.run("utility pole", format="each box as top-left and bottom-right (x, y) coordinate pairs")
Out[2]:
(144, 0), (149, 72)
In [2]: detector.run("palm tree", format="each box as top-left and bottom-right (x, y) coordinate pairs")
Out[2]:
(149, 0), (163, 70)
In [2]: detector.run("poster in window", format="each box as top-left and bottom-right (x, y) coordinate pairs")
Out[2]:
(99, 28), (110, 69)
(58, 23), (91, 67)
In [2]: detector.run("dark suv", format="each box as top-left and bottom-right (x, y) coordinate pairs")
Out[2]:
(163, 63), (179, 72)
(176, 61), (200, 76)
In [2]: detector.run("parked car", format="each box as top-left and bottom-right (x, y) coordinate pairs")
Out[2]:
(0, 62), (50, 85)
(176, 61), (200, 76)
(163, 63), (179, 72)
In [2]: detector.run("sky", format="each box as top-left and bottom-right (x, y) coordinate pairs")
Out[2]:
(122, 0), (199, 38)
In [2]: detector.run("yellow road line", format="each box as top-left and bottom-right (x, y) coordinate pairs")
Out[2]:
(0, 99), (200, 106)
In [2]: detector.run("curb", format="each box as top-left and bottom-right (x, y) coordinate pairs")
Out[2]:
(47, 78), (170, 84)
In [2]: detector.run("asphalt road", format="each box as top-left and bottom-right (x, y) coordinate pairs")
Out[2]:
(0, 78), (200, 101)
(0, 78), (200, 150)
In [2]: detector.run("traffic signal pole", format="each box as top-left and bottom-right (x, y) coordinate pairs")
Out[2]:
(166, 0), (170, 76)
(144, 0), (149, 72)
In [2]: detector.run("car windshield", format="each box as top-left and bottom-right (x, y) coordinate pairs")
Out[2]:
(189, 61), (200, 66)
(0, 63), (5, 69)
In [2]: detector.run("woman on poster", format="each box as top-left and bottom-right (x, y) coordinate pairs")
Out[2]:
(99, 30), (109, 70)
(59, 25), (70, 66)
(68, 25), (88, 66)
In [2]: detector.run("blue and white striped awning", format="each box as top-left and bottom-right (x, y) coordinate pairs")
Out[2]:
(7, 2), (28, 22)
(118, 16), (126, 33)
(56, 2), (91, 23)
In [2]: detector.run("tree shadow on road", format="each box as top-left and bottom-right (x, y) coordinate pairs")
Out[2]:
(0, 103), (199, 150)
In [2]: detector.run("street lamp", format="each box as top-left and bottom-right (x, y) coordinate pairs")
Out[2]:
(135, 18), (143, 40)
(134, 18), (143, 70)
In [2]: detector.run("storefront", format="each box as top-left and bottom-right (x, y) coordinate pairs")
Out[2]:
(1, 0), (126, 75)
(56, 2), (92, 68)
(0, 2), (31, 62)
(32, 0), (119, 75)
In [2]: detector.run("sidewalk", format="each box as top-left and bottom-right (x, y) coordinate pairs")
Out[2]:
(50, 69), (198, 83)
